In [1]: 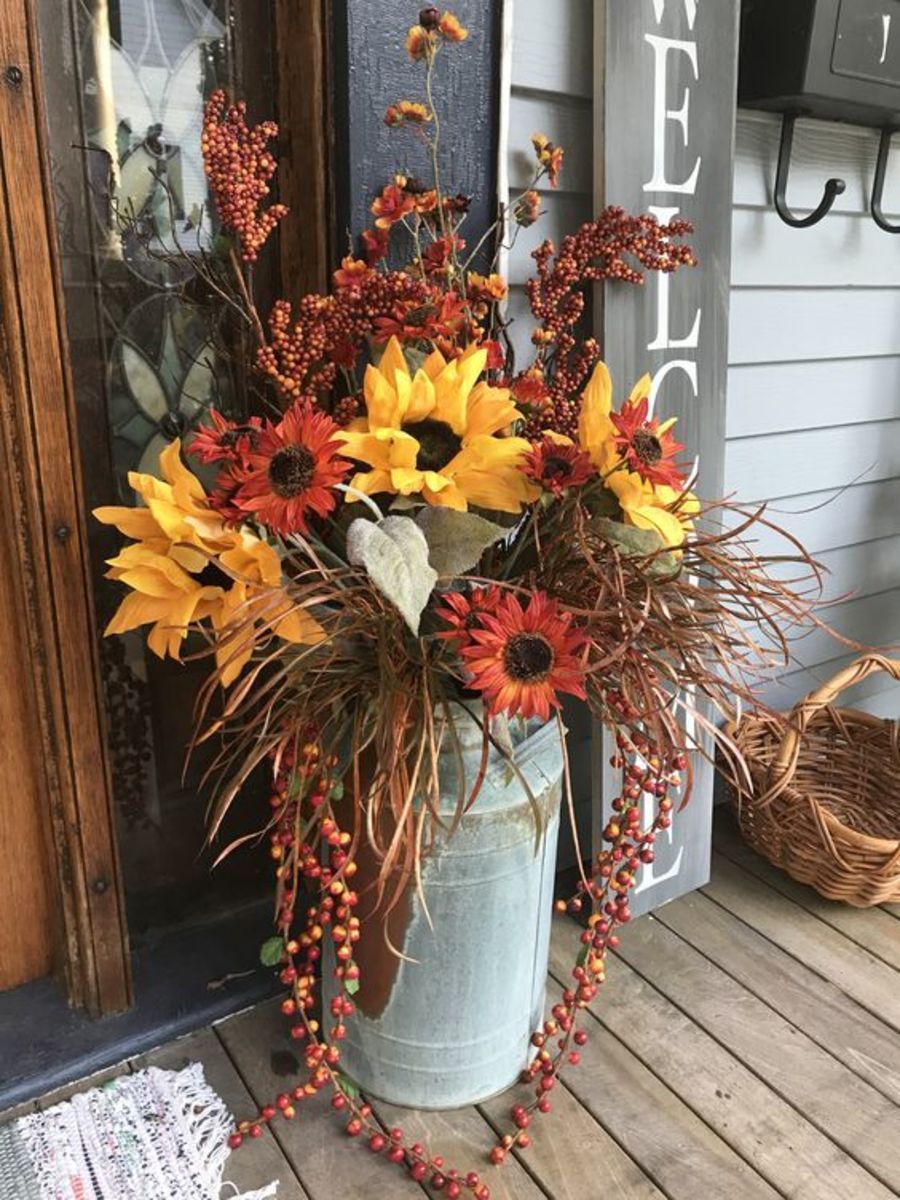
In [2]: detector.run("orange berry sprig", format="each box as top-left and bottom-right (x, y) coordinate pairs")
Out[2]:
(202, 89), (288, 263)
(487, 703), (685, 1165)
(521, 207), (696, 440)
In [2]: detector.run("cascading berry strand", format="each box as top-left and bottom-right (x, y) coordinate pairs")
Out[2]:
(228, 716), (683, 1196)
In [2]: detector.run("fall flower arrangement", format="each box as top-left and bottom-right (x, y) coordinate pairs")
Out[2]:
(97, 9), (828, 1194)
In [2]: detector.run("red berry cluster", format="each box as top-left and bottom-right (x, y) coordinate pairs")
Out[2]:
(522, 207), (695, 439)
(257, 271), (456, 402)
(202, 89), (288, 262)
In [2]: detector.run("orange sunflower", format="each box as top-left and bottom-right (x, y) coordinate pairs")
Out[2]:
(461, 590), (587, 721)
(435, 584), (503, 646)
(232, 401), (351, 536)
(610, 391), (686, 490)
(523, 437), (594, 498)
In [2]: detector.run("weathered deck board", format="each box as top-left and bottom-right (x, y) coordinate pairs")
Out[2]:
(702, 854), (900, 1032)
(550, 917), (893, 1199)
(216, 999), (430, 1199)
(713, 819), (900, 970)
(538, 985), (780, 1200)
(654, 888), (900, 1108)
(614, 911), (900, 1194)
(479, 1075), (663, 1200)
(559, 1040), (778, 1197)
(133, 1028), (308, 1199)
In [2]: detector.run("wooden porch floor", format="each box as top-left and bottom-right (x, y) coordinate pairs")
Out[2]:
(4, 813), (900, 1198)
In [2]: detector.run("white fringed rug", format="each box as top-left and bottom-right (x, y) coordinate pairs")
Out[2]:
(0, 1064), (277, 1200)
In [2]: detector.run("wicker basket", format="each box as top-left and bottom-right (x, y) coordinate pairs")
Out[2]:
(724, 654), (900, 907)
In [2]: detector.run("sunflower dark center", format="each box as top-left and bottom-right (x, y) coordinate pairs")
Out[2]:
(504, 633), (554, 682)
(268, 445), (316, 498)
(542, 454), (573, 480)
(632, 429), (662, 465)
(408, 417), (463, 473)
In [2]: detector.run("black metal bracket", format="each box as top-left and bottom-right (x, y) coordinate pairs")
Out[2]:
(774, 113), (846, 228)
(871, 128), (900, 235)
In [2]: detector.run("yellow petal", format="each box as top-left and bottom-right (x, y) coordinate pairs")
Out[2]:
(390, 467), (428, 494)
(422, 481), (467, 510)
(274, 606), (327, 646)
(346, 468), (394, 498)
(464, 383), (521, 439)
(169, 544), (212, 574)
(105, 591), (172, 636)
(578, 361), (614, 462)
(628, 505), (686, 549)
(159, 438), (206, 502)
(606, 467), (651, 509)
(405, 369), (437, 424)
(117, 564), (194, 597)
(432, 348), (487, 434)
(444, 437), (538, 513)
(93, 505), (163, 540)
(126, 470), (174, 507)
(363, 364), (405, 431)
(422, 347), (449, 381)
(628, 373), (652, 405)
(376, 335), (411, 389)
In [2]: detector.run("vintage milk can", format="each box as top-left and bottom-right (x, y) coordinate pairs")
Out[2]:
(326, 707), (564, 1109)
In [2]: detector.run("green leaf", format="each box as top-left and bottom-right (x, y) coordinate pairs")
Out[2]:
(346, 515), (437, 635)
(576, 944), (589, 969)
(415, 507), (508, 578)
(593, 517), (681, 580)
(344, 975), (360, 996)
(331, 781), (345, 801)
(336, 1072), (360, 1100)
(259, 936), (285, 967)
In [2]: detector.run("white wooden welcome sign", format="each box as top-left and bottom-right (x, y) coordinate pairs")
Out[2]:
(592, 0), (740, 914)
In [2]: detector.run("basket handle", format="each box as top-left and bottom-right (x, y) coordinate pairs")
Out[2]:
(763, 653), (900, 801)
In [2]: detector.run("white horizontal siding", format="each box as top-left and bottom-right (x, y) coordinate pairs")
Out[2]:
(727, 357), (900, 437)
(727, 111), (900, 712)
(506, 0), (593, 367)
(729, 289), (900, 364)
(741, 477), (900, 557)
(725, 419), (900, 502)
(511, 0), (593, 99)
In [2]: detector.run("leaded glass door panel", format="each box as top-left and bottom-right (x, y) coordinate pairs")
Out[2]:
(36, 0), (278, 937)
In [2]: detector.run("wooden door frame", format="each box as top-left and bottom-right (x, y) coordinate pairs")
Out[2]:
(274, 0), (334, 297)
(0, 0), (130, 1015)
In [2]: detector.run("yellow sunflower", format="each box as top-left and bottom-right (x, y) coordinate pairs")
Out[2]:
(605, 471), (699, 549)
(95, 440), (324, 680)
(338, 336), (538, 513)
(547, 361), (696, 549)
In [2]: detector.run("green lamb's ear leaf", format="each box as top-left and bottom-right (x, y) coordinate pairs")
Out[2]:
(259, 936), (284, 967)
(593, 517), (682, 580)
(415, 507), (509, 578)
(346, 515), (437, 635)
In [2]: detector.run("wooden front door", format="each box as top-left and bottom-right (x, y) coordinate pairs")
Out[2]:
(0, 0), (330, 1013)
(0, 0), (131, 1011)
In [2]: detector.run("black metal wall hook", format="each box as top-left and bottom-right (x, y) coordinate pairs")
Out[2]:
(774, 113), (846, 228)
(871, 128), (900, 235)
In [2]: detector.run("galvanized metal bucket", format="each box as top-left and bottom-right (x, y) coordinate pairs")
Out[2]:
(326, 708), (564, 1109)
